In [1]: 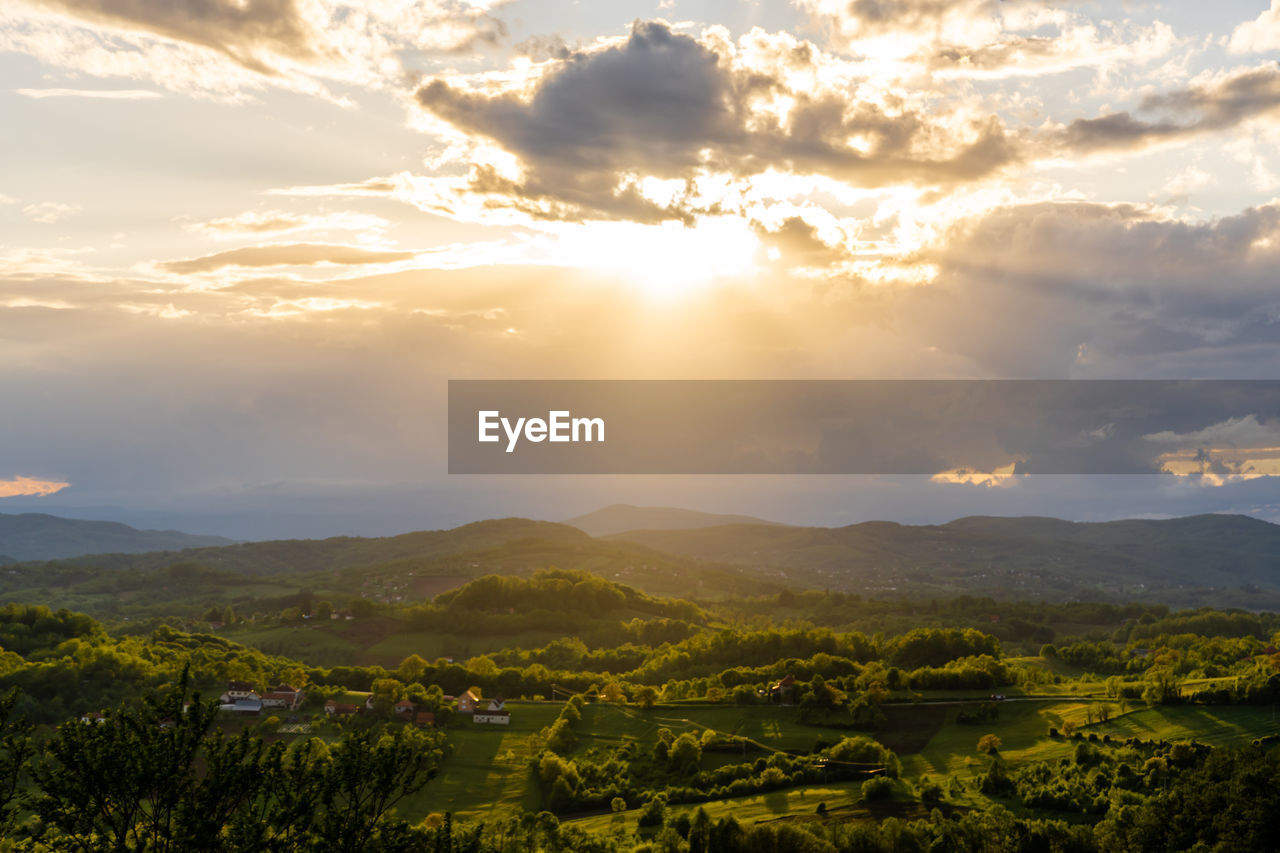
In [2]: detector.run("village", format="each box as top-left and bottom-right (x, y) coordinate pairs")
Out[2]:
(76, 681), (514, 731)
(221, 681), (509, 727)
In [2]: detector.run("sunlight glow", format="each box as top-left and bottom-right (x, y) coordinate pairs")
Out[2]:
(546, 218), (761, 298)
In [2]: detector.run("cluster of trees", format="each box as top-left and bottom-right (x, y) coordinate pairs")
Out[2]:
(401, 570), (703, 634)
(531, 731), (892, 816)
(0, 677), (445, 851)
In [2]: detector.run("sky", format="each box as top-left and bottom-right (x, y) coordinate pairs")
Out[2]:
(5, 0), (1280, 538)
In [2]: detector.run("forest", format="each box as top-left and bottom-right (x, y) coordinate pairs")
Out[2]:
(0, 560), (1274, 849)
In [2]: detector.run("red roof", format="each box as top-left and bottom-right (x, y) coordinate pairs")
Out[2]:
(325, 701), (359, 715)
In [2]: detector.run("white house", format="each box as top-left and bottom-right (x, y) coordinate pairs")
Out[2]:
(473, 708), (510, 725)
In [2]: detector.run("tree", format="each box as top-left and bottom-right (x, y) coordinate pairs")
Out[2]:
(634, 685), (659, 709)
(312, 726), (444, 852)
(668, 733), (702, 770)
(397, 655), (429, 683)
(0, 688), (33, 836)
(28, 671), (255, 853)
(26, 675), (445, 852)
(977, 733), (1002, 755)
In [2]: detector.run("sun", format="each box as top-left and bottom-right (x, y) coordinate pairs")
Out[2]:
(548, 218), (761, 298)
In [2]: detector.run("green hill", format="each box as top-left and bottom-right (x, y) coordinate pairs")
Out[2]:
(41, 518), (590, 576)
(607, 514), (1280, 605)
(564, 504), (785, 537)
(0, 512), (233, 561)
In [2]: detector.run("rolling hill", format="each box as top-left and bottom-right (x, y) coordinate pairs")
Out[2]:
(9, 511), (1280, 614)
(606, 514), (1280, 604)
(0, 512), (233, 562)
(564, 504), (785, 537)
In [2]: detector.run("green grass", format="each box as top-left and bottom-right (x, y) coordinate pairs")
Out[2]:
(364, 630), (565, 667)
(900, 699), (1107, 778)
(567, 780), (875, 834)
(227, 624), (364, 665)
(404, 701), (565, 821)
(1088, 704), (1280, 746)
(397, 697), (1280, 827)
(573, 702), (881, 756)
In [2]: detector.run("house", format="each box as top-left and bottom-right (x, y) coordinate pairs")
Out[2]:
(456, 689), (481, 714)
(261, 685), (304, 711)
(473, 707), (510, 725)
(220, 681), (259, 704)
(769, 674), (797, 703)
(394, 700), (417, 716)
(221, 698), (263, 714)
(79, 711), (105, 724)
(324, 700), (359, 717)
(414, 711), (435, 728)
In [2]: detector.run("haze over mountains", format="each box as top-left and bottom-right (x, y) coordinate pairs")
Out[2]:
(564, 504), (784, 537)
(2, 506), (1280, 611)
(0, 512), (233, 562)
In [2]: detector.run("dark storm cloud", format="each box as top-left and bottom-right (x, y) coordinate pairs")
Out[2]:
(416, 20), (1020, 221)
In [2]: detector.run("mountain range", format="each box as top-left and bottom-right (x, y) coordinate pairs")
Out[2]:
(4, 507), (1280, 609)
(563, 504), (784, 537)
(0, 512), (233, 562)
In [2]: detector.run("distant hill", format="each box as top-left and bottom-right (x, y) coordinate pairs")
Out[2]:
(607, 514), (1280, 606)
(38, 517), (590, 576)
(11, 512), (1280, 613)
(0, 513), (233, 562)
(565, 504), (785, 537)
(0, 518), (784, 623)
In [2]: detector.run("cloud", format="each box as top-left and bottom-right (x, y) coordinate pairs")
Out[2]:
(159, 242), (418, 273)
(22, 202), (79, 223)
(414, 21), (1020, 223)
(798, 0), (1178, 78)
(0, 475), (70, 497)
(1060, 63), (1280, 154)
(3, 0), (507, 99)
(21, 0), (328, 76)
(267, 176), (401, 198)
(909, 200), (1280, 375)
(14, 86), (161, 98)
(1229, 0), (1280, 54)
(1144, 414), (1280, 448)
(186, 209), (389, 239)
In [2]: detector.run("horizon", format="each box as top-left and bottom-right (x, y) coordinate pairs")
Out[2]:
(1, 500), (1276, 545)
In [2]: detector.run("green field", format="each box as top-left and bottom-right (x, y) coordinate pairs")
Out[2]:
(228, 624), (366, 665)
(397, 697), (1280, 827)
(404, 701), (906, 822)
(567, 780), (875, 834)
(364, 630), (566, 668)
(404, 701), (565, 820)
(1089, 704), (1280, 746)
